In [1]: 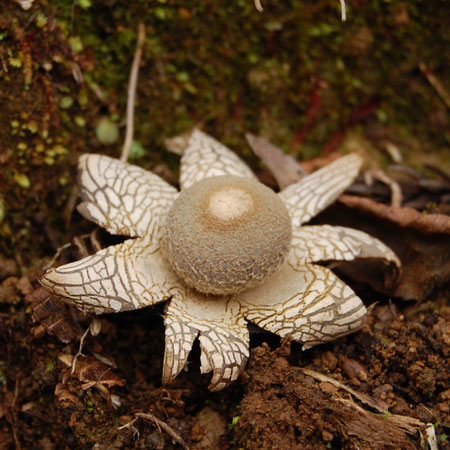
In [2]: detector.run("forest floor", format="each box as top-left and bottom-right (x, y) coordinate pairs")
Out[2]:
(1, 1), (449, 449)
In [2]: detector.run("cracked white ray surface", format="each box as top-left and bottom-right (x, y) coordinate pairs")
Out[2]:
(78, 154), (179, 241)
(289, 225), (401, 268)
(163, 290), (249, 391)
(279, 154), (362, 227)
(40, 238), (183, 314)
(239, 262), (367, 349)
(179, 129), (257, 190)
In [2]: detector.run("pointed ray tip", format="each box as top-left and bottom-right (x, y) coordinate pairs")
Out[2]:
(209, 380), (228, 392)
(188, 128), (211, 144)
(38, 268), (57, 291)
(161, 367), (177, 386)
(78, 152), (95, 169)
(78, 153), (89, 163)
(345, 152), (363, 168)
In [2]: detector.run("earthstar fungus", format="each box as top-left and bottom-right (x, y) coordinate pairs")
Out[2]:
(40, 130), (400, 391)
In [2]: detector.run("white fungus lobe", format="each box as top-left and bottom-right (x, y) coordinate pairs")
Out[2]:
(162, 175), (292, 295)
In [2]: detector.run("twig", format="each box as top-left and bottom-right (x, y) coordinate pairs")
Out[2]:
(388, 299), (401, 321)
(300, 368), (431, 438)
(367, 169), (403, 208)
(119, 412), (190, 449)
(0, 50), (8, 73)
(43, 242), (72, 271)
(71, 62), (84, 84)
(423, 423), (439, 450)
(12, 376), (21, 450)
(63, 184), (80, 231)
(69, 319), (102, 377)
(339, 0), (347, 21)
(419, 62), (450, 110)
(71, 326), (90, 375)
(121, 23), (146, 162)
(254, 0), (263, 12)
(300, 367), (387, 413)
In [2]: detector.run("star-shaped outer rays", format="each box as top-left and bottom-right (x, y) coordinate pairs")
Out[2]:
(163, 290), (249, 392)
(40, 129), (401, 391)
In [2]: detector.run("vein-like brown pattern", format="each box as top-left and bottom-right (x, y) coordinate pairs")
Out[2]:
(289, 225), (401, 268)
(279, 154), (362, 227)
(179, 129), (256, 190)
(78, 154), (179, 244)
(163, 290), (249, 391)
(239, 262), (367, 349)
(40, 238), (183, 314)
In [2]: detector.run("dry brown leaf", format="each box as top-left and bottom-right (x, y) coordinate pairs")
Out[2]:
(317, 196), (450, 300)
(73, 356), (125, 390)
(25, 287), (82, 343)
(191, 407), (226, 449)
(54, 383), (78, 405)
(245, 133), (306, 189)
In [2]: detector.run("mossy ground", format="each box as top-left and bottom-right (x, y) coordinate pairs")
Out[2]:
(0, 0), (448, 448)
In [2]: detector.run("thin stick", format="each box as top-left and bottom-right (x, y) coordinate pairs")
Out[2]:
(119, 412), (190, 449)
(371, 169), (403, 208)
(43, 242), (72, 271)
(71, 326), (90, 374)
(339, 0), (347, 21)
(254, 0), (263, 12)
(12, 376), (21, 450)
(300, 368), (426, 433)
(121, 23), (146, 162)
(419, 61), (450, 110)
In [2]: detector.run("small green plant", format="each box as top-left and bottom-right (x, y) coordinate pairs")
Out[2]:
(229, 415), (241, 429)
(0, 362), (6, 386)
(45, 360), (55, 373)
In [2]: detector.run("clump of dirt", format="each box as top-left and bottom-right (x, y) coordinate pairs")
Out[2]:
(234, 302), (449, 449)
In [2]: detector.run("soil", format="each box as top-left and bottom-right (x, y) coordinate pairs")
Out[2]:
(1, 287), (449, 449)
(1, 1), (449, 449)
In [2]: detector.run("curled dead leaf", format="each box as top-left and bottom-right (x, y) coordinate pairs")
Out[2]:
(55, 383), (78, 405)
(72, 356), (125, 390)
(245, 133), (306, 189)
(25, 287), (82, 343)
(191, 407), (226, 449)
(317, 196), (450, 300)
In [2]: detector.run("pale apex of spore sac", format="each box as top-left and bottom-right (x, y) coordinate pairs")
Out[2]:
(162, 175), (292, 295)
